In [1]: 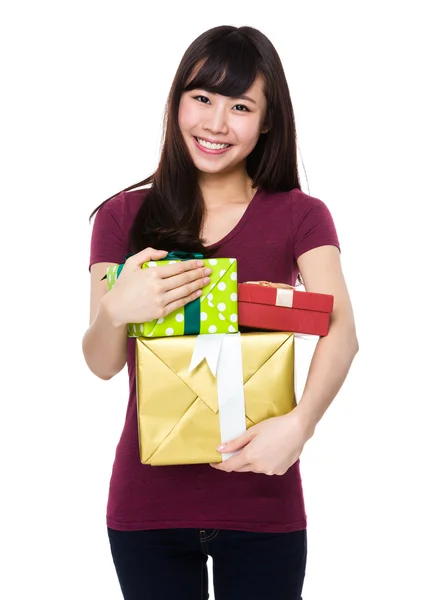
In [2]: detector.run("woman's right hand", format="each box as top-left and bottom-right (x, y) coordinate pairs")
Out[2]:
(103, 247), (212, 327)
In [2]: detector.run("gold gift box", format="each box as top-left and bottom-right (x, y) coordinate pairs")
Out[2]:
(135, 331), (296, 466)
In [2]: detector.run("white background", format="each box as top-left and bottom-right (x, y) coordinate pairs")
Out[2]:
(1, 1), (423, 598)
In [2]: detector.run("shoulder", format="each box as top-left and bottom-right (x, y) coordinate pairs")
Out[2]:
(98, 187), (150, 232)
(256, 186), (334, 224)
(89, 187), (150, 270)
(258, 186), (330, 212)
(288, 189), (340, 258)
(102, 186), (150, 216)
(254, 187), (339, 257)
(289, 187), (333, 220)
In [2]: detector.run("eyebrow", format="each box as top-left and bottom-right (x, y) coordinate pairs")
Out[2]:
(230, 94), (257, 105)
(196, 89), (257, 105)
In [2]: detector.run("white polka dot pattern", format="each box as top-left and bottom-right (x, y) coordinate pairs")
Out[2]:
(105, 257), (238, 337)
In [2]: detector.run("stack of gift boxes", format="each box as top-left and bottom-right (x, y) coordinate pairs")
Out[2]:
(104, 253), (334, 467)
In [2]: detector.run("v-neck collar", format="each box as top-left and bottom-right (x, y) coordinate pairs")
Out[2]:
(205, 186), (266, 250)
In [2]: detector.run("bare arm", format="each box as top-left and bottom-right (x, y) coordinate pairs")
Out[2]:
(82, 250), (212, 381)
(293, 245), (359, 438)
(82, 262), (128, 380)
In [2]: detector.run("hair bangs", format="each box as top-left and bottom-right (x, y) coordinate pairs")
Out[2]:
(184, 37), (261, 99)
(91, 26), (301, 264)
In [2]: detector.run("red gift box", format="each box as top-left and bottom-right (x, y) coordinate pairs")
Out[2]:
(238, 281), (334, 336)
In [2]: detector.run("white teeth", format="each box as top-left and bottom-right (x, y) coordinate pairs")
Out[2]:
(196, 137), (230, 150)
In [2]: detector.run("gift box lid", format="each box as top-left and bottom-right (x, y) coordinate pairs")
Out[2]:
(238, 281), (334, 313)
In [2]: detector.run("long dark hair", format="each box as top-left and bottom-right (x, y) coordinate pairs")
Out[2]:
(89, 25), (302, 257)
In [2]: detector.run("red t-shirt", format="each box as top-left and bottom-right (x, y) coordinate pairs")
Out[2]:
(89, 185), (340, 532)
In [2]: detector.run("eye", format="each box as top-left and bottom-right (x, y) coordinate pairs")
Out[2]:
(192, 95), (250, 112)
(233, 104), (249, 112)
(193, 95), (210, 104)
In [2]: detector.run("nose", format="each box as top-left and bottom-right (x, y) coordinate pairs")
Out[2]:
(203, 104), (229, 136)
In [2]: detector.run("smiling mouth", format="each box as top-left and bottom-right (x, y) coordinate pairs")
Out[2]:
(194, 136), (233, 150)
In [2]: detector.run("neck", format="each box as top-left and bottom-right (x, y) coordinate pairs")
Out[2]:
(198, 168), (256, 208)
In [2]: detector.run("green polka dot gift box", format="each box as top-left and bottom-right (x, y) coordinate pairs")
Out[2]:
(103, 252), (239, 338)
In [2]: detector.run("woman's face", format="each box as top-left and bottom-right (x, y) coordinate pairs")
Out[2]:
(178, 74), (269, 176)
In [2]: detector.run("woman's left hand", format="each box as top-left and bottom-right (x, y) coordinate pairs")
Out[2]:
(210, 411), (313, 475)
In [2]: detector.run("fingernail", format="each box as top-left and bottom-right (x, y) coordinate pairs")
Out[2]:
(203, 277), (210, 284)
(197, 260), (204, 267)
(217, 444), (226, 451)
(204, 268), (212, 275)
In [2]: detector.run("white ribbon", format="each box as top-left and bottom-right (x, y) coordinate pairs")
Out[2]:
(243, 281), (295, 307)
(188, 331), (319, 462)
(188, 333), (246, 461)
(275, 287), (294, 308)
(293, 333), (319, 401)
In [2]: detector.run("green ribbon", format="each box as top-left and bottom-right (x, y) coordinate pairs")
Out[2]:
(101, 251), (204, 335)
(166, 251), (203, 261)
(164, 252), (204, 335)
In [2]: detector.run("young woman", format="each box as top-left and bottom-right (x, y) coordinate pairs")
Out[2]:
(83, 25), (358, 600)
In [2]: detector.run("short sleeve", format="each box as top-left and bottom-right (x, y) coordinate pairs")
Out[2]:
(292, 191), (341, 262)
(88, 191), (127, 272)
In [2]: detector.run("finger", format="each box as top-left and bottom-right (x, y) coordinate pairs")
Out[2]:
(162, 275), (210, 306)
(156, 259), (206, 280)
(216, 429), (255, 454)
(127, 247), (168, 266)
(161, 266), (211, 293)
(211, 451), (250, 473)
(162, 288), (205, 317)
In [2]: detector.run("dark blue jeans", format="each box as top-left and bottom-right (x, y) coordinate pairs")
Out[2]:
(107, 527), (307, 599)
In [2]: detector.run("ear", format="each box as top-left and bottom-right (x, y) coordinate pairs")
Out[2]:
(261, 123), (271, 134)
